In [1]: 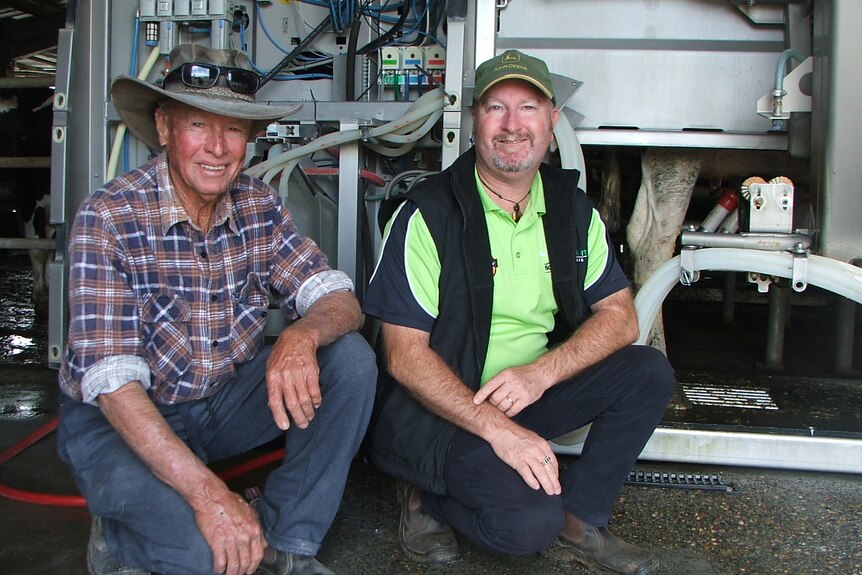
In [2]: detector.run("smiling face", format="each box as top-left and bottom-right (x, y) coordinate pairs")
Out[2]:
(472, 79), (558, 180)
(155, 101), (252, 213)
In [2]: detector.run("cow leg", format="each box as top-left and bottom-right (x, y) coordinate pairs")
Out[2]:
(598, 148), (622, 234)
(626, 148), (703, 353)
(23, 194), (51, 317)
(28, 248), (50, 317)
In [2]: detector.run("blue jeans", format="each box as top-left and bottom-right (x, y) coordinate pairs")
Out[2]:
(57, 332), (376, 575)
(420, 345), (675, 556)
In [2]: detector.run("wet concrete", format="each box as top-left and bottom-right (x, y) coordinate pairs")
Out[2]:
(0, 254), (49, 367)
(1, 375), (861, 575)
(0, 252), (861, 574)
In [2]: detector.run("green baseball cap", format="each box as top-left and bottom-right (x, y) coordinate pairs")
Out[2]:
(473, 49), (555, 105)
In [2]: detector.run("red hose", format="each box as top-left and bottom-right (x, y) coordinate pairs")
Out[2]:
(0, 416), (87, 506)
(303, 166), (387, 188)
(0, 484), (87, 507)
(216, 448), (285, 482)
(1, 416), (285, 507)
(0, 417), (59, 465)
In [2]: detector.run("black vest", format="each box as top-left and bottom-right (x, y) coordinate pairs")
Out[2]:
(367, 149), (594, 494)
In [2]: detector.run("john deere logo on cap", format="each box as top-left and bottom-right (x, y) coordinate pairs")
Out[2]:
(473, 49), (556, 104)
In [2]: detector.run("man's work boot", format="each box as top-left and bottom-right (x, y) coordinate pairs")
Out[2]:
(395, 480), (460, 564)
(542, 524), (659, 575)
(87, 516), (151, 575)
(254, 550), (336, 575)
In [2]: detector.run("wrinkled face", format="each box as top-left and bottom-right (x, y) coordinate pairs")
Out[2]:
(155, 101), (252, 209)
(472, 79), (558, 177)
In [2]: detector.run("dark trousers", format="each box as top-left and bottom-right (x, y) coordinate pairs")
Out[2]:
(57, 333), (376, 575)
(420, 345), (674, 556)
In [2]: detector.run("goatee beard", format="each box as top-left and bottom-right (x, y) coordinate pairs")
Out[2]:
(491, 134), (535, 173)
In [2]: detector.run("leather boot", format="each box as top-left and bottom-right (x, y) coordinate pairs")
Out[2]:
(395, 480), (460, 564)
(542, 524), (659, 575)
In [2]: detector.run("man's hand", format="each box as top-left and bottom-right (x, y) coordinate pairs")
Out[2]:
(488, 425), (561, 496)
(98, 383), (267, 574)
(266, 326), (321, 430)
(473, 363), (549, 417)
(193, 490), (265, 575)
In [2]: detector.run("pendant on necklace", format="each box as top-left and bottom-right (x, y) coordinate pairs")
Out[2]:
(512, 203), (522, 222)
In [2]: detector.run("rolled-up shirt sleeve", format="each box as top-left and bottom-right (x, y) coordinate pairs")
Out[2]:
(80, 355), (151, 405)
(58, 193), (150, 404)
(295, 269), (355, 316)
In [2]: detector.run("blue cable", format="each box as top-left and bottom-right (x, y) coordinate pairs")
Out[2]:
(123, 11), (141, 173)
(255, 1), (293, 55)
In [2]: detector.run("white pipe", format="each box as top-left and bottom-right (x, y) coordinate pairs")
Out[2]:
(634, 248), (862, 345)
(258, 129), (360, 184)
(376, 109), (443, 144)
(248, 89), (445, 186)
(106, 46), (162, 181)
(553, 111), (586, 192)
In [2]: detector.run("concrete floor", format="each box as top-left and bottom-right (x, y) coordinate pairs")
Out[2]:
(1, 254), (861, 574)
(1, 365), (861, 575)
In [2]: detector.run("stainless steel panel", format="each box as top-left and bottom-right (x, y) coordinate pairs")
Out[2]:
(495, 0), (789, 143)
(811, 0), (862, 262)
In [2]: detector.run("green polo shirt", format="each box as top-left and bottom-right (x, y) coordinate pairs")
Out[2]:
(476, 171), (557, 383)
(365, 168), (621, 386)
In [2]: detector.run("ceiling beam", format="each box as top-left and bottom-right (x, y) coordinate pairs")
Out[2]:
(0, 12), (65, 76)
(0, 1), (64, 17)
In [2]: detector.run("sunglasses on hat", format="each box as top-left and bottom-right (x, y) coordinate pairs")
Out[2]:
(164, 62), (262, 95)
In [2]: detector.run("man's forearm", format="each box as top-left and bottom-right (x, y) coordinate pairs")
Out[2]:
(383, 323), (515, 443)
(290, 290), (362, 348)
(533, 288), (639, 386)
(98, 382), (228, 509)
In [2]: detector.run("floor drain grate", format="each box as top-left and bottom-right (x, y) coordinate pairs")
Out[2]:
(626, 470), (732, 492)
(681, 383), (779, 410)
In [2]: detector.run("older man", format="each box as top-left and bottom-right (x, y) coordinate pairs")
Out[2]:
(363, 50), (675, 575)
(57, 44), (375, 575)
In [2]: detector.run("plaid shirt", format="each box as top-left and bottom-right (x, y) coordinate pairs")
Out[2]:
(58, 152), (334, 405)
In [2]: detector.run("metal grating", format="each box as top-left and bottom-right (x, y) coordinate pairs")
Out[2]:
(681, 383), (779, 411)
(626, 470), (732, 492)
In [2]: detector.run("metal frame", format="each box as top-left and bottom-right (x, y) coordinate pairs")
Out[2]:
(48, 0), (860, 473)
(812, 0), (862, 263)
(553, 427), (862, 475)
(48, 1), (112, 368)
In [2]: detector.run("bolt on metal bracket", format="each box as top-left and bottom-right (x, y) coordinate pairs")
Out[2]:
(679, 246), (701, 286)
(791, 250), (809, 292)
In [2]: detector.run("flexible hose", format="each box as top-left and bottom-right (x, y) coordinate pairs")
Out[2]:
(553, 110), (587, 193)
(774, 49), (807, 93)
(106, 46), (162, 181)
(1, 416), (289, 507)
(246, 88), (444, 183)
(634, 248), (862, 345)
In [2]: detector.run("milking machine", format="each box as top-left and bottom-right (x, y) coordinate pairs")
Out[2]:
(39, 0), (862, 475)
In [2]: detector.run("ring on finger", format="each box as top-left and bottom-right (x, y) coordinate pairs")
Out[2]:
(542, 455), (552, 466)
(506, 394), (515, 405)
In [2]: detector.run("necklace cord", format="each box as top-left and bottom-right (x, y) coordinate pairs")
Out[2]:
(477, 174), (530, 222)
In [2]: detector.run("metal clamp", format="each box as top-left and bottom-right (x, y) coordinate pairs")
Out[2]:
(790, 248), (808, 292)
(679, 246), (701, 286)
(747, 272), (775, 293)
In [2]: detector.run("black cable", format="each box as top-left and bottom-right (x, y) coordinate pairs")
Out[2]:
(259, 14), (333, 89)
(358, 1), (411, 54)
(345, 8), (363, 101)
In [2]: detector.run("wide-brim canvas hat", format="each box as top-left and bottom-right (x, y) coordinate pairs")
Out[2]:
(473, 49), (555, 105)
(112, 43), (300, 150)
